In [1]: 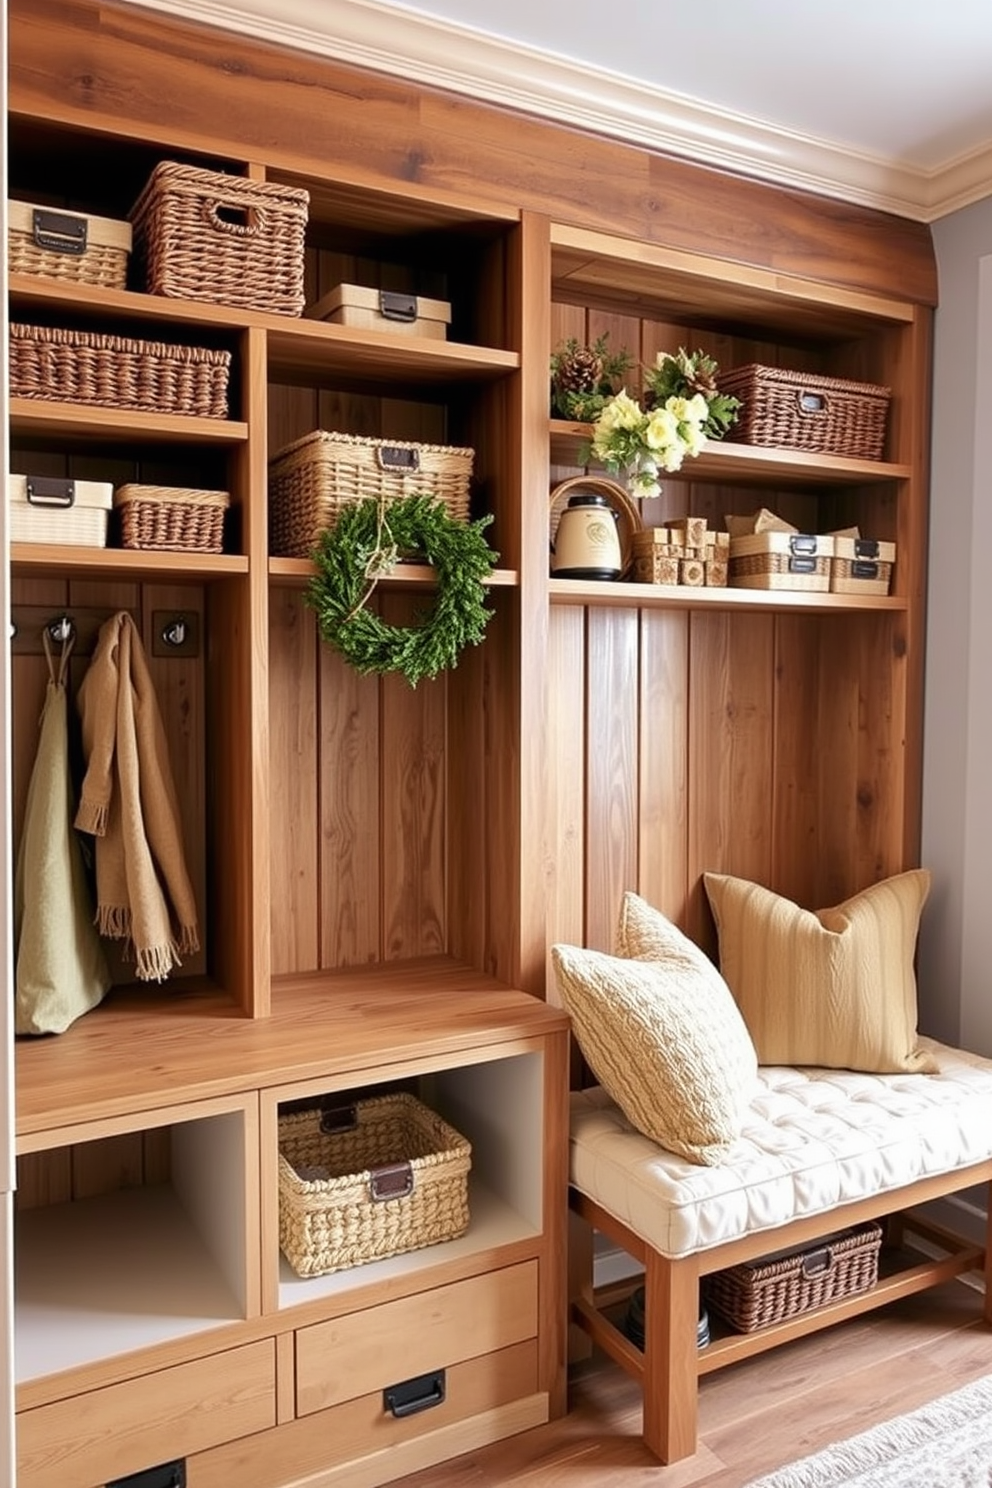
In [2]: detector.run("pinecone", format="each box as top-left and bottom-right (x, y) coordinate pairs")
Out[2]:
(554, 346), (603, 398)
(685, 362), (718, 397)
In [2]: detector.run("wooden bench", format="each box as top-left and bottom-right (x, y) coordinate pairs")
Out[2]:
(568, 1040), (992, 1463)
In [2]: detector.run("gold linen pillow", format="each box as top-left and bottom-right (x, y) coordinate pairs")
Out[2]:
(702, 869), (936, 1074)
(552, 909), (758, 1165)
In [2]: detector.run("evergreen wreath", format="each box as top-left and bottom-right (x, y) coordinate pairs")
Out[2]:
(306, 493), (498, 688)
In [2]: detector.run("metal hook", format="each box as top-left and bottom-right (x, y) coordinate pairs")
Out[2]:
(160, 617), (187, 648)
(46, 615), (74, 645)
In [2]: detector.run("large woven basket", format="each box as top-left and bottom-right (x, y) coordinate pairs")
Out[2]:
(703, 1222), (882, 1333)
(129, 161), (309, 316)
(268, 430), (475, 558)
(114, 484), (230, 553)
(9, 323), (231, 419)
(278, 1093), (472, 1278)
(717, 364), (891, 461)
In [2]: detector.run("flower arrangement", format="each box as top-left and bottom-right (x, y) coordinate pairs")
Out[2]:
(586, 347), (740, 497)
(549, 333), (634, 422)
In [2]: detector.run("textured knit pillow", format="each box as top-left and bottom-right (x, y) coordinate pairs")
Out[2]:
(552, 913), (758, 1165)
(703, 869), (936, 1074)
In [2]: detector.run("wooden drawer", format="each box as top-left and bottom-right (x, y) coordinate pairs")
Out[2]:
(17, 1339), (276, 1488)
(296, 1260), (538, 1416)
(187, 1341), (543, 1488)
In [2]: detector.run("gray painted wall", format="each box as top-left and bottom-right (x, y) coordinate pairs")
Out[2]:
(919, 195), (992, 1057)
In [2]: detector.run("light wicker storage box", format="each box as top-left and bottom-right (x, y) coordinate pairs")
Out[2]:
(114, 484), (230, 553)
(307, 284), (452, 340)
(830, 535), (896, 596)
(269, 430), (474, 558)
(8, 199), (131, 289)
(278, 1093), (472, 1278)
(718, 364), (891, 461)
(9, 323), (231, 419)
(8, 474), (112, 547)
(703, 1222), (883, 1333)
(129, 161), (309, 316)
(729, 531), (835, 592)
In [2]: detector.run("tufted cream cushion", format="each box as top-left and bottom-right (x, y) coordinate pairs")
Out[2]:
(551, 907), (758, 1165)
(570, 1039), (992, 1259)
(703, 869), (936, 1074)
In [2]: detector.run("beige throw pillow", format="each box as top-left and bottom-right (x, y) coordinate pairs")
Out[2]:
(552, 898), (758, 1164)
(703, 870), (935, 1074)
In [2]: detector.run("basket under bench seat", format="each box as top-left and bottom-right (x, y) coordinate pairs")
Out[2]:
(568, 1037), (992, 1464)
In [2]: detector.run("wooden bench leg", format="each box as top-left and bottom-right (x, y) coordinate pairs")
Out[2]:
(643, 1246), (700, 1463)
(985, 1183), (992, 1327)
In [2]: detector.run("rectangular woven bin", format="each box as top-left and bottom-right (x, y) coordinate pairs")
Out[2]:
(831, 535), (896, 596)
(703, 1222), (883, 1333)
(8, 199), (132, 290)
(129, 161), (309, 316)
(9, 323), (231, 419)
(278, 1093), (472, 1278)
(268, 430), (474, 558)
(113, 484), (230, 553)
(729, 531), (835, 592)
(717, 364), (891, 461)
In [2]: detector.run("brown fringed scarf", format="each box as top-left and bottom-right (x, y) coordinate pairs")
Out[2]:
(74, 611), (199, 981)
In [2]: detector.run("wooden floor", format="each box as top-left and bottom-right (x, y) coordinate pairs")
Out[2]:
(392, 1278), (992, 1486)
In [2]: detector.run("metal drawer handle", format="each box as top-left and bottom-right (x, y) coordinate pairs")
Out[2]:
(384, 1368), (446, 1418)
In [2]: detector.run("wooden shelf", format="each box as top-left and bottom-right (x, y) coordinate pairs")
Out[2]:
(269, 558), (518, 586)
(549, 576), (906, 613)
(14, 960), (568, 1141)
(10, 399), (248, 445)
(11, 543), (249, 579)
(550, 421), (910, 486)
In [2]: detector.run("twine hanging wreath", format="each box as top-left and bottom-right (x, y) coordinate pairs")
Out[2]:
(306, 494), (498, 687)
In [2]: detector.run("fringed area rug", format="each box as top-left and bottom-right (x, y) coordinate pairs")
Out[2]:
(745, 1375), (992, 1487)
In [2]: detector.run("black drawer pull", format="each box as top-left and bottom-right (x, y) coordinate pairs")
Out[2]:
(384, 1368), (446, 1418)
(106, 1459), (186, 1488)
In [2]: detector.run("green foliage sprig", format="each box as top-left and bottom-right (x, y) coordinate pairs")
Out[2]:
(307, 495), (498, 688)
(644, 347), (740, 439)
(550, 333), (634, 422)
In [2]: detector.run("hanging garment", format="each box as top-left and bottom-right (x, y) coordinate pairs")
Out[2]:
(74, 611), (199, 981)
(13, 632), (111, 1035)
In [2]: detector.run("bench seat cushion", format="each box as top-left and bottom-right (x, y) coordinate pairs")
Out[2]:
(570, 1038), (992, 1259)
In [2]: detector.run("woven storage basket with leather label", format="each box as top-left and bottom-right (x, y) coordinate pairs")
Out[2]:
(717, 364), (891, 461)
(9, 323), (231, 419)
(129, 161), (309, 316)
(113, 484), (230, 553)
(278, 1093), (472, 1277)
(703, 1222), (882, 1333)
(8, 199), (132, 289)
(268, 430), (474, 558)
(830, 535), (896, 595)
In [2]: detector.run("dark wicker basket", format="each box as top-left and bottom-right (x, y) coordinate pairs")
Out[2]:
(718, 364), (890, 461)
(114, 484), (230, 553)
(129, 161), (309, 315)
(703, 1222), (883, 1333)
(9, 323), (231, 419)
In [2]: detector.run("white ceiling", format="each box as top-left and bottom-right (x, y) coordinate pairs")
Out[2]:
(139, 0), (992, 220)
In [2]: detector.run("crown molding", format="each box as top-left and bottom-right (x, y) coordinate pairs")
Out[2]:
(127, 0), (992, 224)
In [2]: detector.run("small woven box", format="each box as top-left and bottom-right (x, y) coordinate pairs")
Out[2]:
(8, 199), (132, 289)
(129, 161), (309, 316)
(9, 323), (231, 419)
(268, 430), (474, 558)
(703, 1222), (882, 1333)
(278, 1093), (472, 1278)
(830, 535), (896, 596)
(113, 484), (230, 553)
(717, 364), (891, 461)
(729, 531), (835, 592)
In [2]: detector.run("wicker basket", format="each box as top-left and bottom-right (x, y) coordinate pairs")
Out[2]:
(278, 1093), (472, 1278)
(718, 364), (891, 461)
(129, 161), (309, 316)
(114, 484), (230, 553)
(9, 323), (231, 419)
(729, 531), (835, 592)
(8, 199), (132, 289)
(703, 1222), (883, 1333)
(268, 430), (475, 558)
(831, 535), (896, 596)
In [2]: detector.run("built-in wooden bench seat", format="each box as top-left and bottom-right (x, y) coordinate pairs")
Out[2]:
(569, 1038), (992, 1463)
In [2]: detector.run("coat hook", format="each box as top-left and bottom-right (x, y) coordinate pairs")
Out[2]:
(161, 617), (187, 648)
(46, 615), (74, 645)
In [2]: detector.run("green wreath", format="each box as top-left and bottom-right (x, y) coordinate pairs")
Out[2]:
(306, 494), (498, 687)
